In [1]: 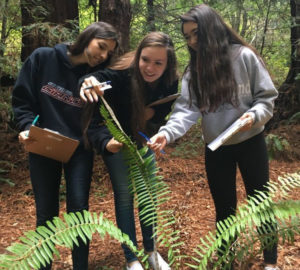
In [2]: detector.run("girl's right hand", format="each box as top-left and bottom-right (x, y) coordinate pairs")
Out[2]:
(147, 133), (167, 155)
(18, 130), (35, 148)
(80, 76), (105, 103)
(106, 137), (123, 153)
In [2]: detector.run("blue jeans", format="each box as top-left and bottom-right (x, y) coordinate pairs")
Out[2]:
(29, 144), (94, 269)
(102, 149), (155, 263)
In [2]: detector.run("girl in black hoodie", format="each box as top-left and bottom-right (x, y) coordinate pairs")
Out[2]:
(12, 22), (119, 270)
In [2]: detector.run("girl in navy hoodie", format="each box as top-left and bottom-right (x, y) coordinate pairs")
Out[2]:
(12, 22), (119, 270)
(80, 32), (178, 270)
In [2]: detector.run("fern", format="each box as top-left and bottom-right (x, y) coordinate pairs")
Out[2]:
(0, 211), (145, 269)
(187, 172), (300, 269)
(99, 95), (182, 267)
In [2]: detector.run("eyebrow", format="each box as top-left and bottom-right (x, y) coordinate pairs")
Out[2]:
(142, 55), (165, 62)
(98, 41), (108, 48)
(184, 27), (198, 36)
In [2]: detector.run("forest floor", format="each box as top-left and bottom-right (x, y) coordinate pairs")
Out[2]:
(0, 123), (299, 270)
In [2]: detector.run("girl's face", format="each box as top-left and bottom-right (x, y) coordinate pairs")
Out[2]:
(139, 46), (168, 83)
(183, 21), (198, 51)
(84, 38), (116, 67)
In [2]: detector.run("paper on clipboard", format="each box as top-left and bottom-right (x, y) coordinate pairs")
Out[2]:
(207, 118), (249, 151)
(147, 93), (180, 107)
(25, 126), (79, 163)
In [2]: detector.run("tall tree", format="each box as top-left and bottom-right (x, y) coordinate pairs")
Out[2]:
(20, 0), (79, 61)
(98, 0), (132, 53)
(269, 0), (300, 128)
(147, 0), (155, 32)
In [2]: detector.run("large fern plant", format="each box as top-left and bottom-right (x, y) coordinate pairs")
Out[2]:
(187, 172), (300, 270)
(0, 94), (299, 269)
(98, 96), (182, 267)
(0, 96), (181, 269)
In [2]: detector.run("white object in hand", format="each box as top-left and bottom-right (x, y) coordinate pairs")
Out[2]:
(207, 117), (250, 151)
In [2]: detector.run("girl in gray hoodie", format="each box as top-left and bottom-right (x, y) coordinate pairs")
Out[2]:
(148, 4), (279, 270)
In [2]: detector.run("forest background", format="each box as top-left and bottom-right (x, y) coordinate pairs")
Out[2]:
(0, 0), (299, 269)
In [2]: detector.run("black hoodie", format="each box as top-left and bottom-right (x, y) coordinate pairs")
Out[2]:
(12, 43), (106, 145)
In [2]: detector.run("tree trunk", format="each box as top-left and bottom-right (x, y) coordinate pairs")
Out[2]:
(20, 0), (78, 61)
(268, 0), (300, 129)
(0, 0), (9, 58)
(260, 0), (272, 56)
(147, 0), (155, 32)
(98, 0), (132, 53)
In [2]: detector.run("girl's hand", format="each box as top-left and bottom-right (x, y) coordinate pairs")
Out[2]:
(239, 112), (255, 131)
(18, 130), (35, 148)
(80, 76), (104, 103)
(147, 133), (167, 155)
(106, 138), (123, 153)
(145, 107), (155, 121)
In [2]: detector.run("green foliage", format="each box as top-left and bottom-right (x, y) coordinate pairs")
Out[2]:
(287, 112), (300, 124)
(170, 121), (204, 159)
(187, 172), (300, 270)
(98, 95), (182, 267)
(78, 0), (96, 30)
(265, 133), (291, 160)
(0, 167), (14, 187)
(0, 211), (145, 269)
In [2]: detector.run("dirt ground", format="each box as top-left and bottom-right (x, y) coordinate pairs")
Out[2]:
(0, 123), (299, 270)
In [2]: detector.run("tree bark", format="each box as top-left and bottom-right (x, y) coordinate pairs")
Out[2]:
(0, 0), (9, 58)
(268, 0), (300, 129)
(147, 0), (155, 32)
(20, 0), (79, 61)
(98, 0), (132, 53)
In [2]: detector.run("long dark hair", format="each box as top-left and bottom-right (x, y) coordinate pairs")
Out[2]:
(129, 32), (178, 138)
(181, 4), (259, 112)
(79, 22), (119, 148)
(69, 22), (119, 55)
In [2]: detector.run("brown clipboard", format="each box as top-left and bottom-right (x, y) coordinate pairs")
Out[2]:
(147, 93), (180, 107)
(25, 126), (79, 163)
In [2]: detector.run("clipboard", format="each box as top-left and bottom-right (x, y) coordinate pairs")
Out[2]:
(207, 118), (249, 151)
(147, 93), (180, 107)
(25, 126), (79, 163)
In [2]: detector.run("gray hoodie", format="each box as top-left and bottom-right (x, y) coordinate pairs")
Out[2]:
(159, 45), (278, 145)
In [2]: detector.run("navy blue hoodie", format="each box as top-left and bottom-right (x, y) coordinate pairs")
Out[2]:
(12, 43), (106, 145)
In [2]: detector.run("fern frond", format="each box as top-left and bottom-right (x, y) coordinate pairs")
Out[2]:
(98, 96), (182, 267)
(188, 172), (300, 270)
(0, 211), (143, 270)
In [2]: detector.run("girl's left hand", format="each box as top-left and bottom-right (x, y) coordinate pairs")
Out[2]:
(106, 137), (123, 153)
(145, 107), (155, 121)
(239, 112), (255, 131)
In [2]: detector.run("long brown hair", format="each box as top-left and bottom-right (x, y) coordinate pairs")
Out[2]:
(129, 32), (178, 138)
(181, 4), (260, 112)
(79, 22), (120, 148)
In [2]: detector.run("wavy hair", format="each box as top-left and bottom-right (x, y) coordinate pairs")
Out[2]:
(128, 32), (178, 138)
(180, 4), (260, 112)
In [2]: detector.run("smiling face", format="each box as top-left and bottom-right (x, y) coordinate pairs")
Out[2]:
(183, 21), (198, 52)
(139, 46), (168, 83)
(84, 38), (117, 67)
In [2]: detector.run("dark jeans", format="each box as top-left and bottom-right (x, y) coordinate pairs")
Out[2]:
(29, 145), (94, 270)
(205, 132), (277, 264)
(102, 150), (154, 263)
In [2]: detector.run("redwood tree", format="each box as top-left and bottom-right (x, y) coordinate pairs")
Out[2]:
(98, 0), (132, 53)
(269, 0), (300, 128)
(20, 0), (79, 61)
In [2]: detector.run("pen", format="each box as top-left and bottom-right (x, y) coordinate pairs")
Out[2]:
(25, 115), (39, 137)
(83, 81), (111, 90)
(32, 115), (39, 126)
(138, 131), (165, 154)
